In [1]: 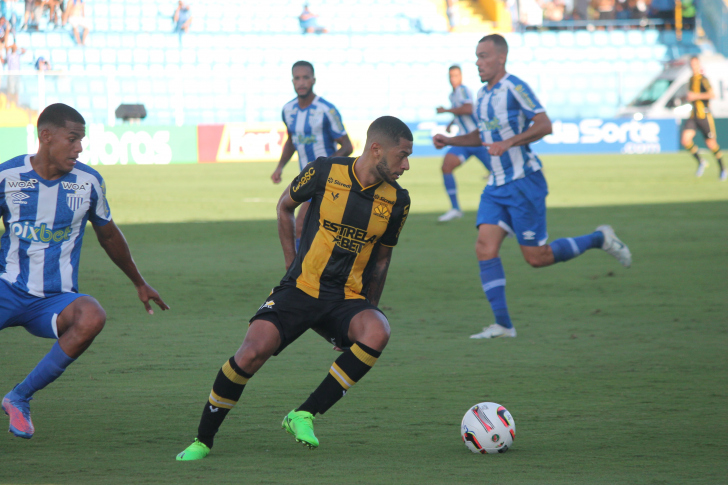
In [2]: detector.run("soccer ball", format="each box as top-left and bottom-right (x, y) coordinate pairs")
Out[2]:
(461, 402), (515, 454)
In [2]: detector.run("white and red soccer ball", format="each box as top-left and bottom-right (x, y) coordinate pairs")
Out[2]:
(461, 402), (515, 454)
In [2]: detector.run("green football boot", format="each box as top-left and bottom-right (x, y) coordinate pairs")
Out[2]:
(282, 409), (319, 449)
(176, 438), (211, 461)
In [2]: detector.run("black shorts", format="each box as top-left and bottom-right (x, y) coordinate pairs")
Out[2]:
(684, 116), (716, 140)
(250, 285), (384, 356)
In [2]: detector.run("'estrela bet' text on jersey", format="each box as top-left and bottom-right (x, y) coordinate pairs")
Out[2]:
(282, 156), (410, 300)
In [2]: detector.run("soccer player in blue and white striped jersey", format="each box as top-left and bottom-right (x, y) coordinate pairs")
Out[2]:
(434, 34), (632, 339)
(1, 104), (168, 439)
(271, 61), (353, 251)
(435, 65), (490, 222)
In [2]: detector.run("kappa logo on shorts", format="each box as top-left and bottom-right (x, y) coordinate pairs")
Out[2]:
(10, 192), (30, 205)
(522, 231), (536, 240)
(259, 300), (275, 310)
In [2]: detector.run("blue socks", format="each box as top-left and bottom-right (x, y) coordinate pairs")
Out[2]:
(550, 231), (605, 263)
(479, 257), (512, 329)
(443, 173), (459, 210)
(15, 341), (75, 399)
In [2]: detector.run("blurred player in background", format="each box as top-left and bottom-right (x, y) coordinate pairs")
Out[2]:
(681, 56), (725, 181)
(433, 34), (632, 339)
(177, 116), (411, 460)
(271, 60), (353, 251)
(1, 104), (168, 439)
(435, 64), (489, 222)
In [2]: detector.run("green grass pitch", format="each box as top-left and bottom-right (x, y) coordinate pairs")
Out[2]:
(1, 154), (726, 484)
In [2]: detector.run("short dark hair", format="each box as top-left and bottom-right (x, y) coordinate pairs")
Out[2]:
(479, 33), (509, 55)
(37, 103), (85, 130)
(292, 60), (314, 76)
(367, 116), (413, 146)
(449, 64), (461, 72)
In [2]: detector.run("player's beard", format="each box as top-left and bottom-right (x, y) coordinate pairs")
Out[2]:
(375, 156), (399, 184)
(297, 87), (313, 99)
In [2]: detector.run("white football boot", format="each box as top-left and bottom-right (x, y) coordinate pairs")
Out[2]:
(470, 323), (517, 339)
(720, 170), (727, 182)
(438, 208), (463, 222)
(596, 225), (632, 268)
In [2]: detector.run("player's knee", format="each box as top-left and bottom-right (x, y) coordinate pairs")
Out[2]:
(364, 319), (390, 350)
(77, 305), (106, 339)
(475, 240), (498, 260)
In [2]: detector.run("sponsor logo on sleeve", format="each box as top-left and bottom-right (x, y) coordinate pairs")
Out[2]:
(514, 84), (536, 109)
(292, 167), (316, 193)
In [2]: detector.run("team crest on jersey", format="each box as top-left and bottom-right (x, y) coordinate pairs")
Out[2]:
(373, 204), (390, 220)
(66, 194), (85, 211)
(10, 192), (30, 205)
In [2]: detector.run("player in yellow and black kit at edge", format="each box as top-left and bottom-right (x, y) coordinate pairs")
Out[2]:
(681, 56), (726, 181)
(176, 116), (413, 460)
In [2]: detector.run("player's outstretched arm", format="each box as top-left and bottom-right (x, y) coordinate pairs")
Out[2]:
(367, 245), (393, 307)
(433, 129), (481, 149)
(484, 112), (553, 156)
(93, 221), (169, 314)
(277, 187), (301, 270)
(271, 136), (296, 184)
(332, 134), (353, 157)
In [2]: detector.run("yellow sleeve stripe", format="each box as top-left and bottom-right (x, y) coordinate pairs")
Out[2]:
(380, 242), (396, 248)
(351, 343), (378, 367)
(330, 363), (355, 390)
(209, 390), (236, 409)
(222, 361), (250, 385)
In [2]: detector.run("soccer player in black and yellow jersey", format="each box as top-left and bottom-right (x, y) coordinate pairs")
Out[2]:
(176, 116), (412, 460)
(681, 56), (726, 181)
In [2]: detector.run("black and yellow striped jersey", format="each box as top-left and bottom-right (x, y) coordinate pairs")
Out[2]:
(281, 156), (410, 301)
(689, 74), (712, 119)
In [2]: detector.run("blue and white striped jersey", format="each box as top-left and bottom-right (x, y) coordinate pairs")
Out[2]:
(449, 85), (479, 135)
(474, 74), (546, 187)
(0, 155), (112, 297)
(282, 96), (347, 170)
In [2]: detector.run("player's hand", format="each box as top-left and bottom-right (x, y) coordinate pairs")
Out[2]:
(271, 167), (283, 184)
(433, 134), (450, 149)
(436, 106), (447, 114)
(484, 139), (513, 157)
(686, 92), (697, 102)
(136, 283), (170, 315)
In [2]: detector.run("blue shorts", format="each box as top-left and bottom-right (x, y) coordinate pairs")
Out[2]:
(447, 146), (490, 168)
(0, 279), (86, 339)
(476, 170), (549, 247)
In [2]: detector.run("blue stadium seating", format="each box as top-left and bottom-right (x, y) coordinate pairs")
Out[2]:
(5, 0), (697, 125)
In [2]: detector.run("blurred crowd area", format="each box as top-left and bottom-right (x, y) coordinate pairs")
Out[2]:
(510, 0), (694, 29)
